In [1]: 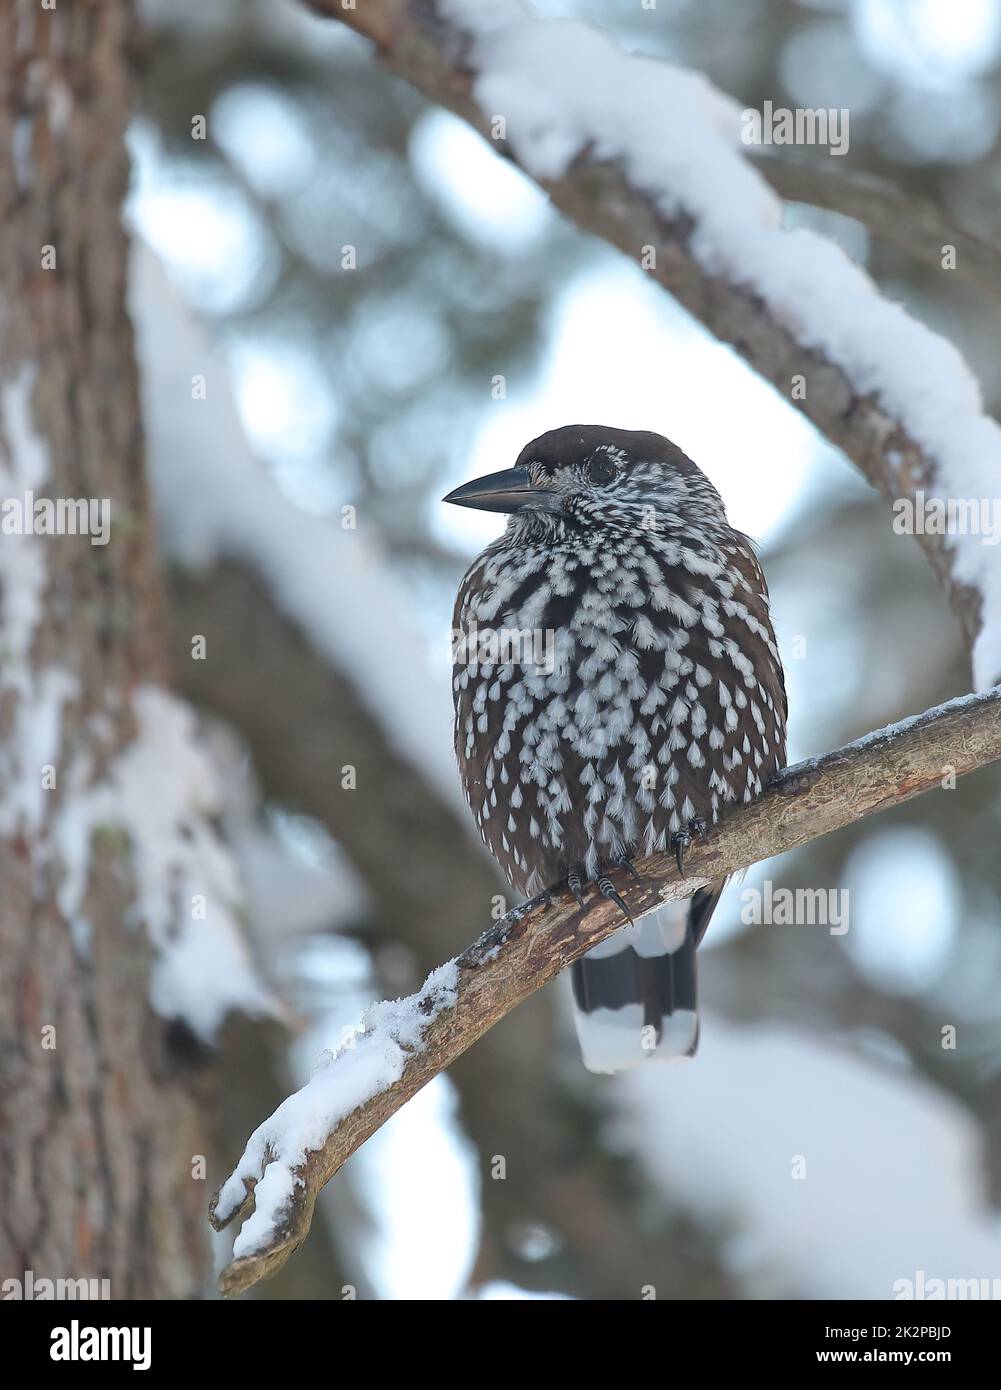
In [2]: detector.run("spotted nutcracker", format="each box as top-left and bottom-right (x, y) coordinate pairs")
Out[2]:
(445, 425), (787, 1072)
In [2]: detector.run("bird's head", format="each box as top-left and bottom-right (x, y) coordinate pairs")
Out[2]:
(443, 425), (728, 541)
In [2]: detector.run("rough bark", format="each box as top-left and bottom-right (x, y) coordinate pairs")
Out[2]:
(0, 0), (207, 1298)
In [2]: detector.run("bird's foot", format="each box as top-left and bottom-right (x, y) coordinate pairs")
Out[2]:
(597, 874), (633, 926)
(614, 852), (643, 882)
(565, 861), (636, 923)
(671, 817), (708, 877)
(566, 866), (586, 909)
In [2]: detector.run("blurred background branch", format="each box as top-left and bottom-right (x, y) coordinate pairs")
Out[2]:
(751, 149), (1001, 297)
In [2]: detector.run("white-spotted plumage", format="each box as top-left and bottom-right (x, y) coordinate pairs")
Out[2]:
(450, 426), (787, 1070)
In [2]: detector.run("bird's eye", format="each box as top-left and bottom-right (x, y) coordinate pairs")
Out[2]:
(588, 456), (617, 486)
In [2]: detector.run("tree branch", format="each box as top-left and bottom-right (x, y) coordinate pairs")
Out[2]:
(306, 0), (1000, 687)
(210, 688), (1001, 1295)
(751, 150), (1001, 299)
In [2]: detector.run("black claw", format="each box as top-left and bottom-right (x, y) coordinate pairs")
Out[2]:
(567, 868), (586, 909)
(615, 853), (642, 881)
(597, 875), (633, 925)
(671, 830), (691, 877)
(672, 817), (709, 876)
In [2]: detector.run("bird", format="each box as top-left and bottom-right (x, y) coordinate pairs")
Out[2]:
(445, 425), (787, 1073)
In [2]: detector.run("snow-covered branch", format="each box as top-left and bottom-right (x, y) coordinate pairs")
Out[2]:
(211, 688), (1001, 1295)
(313, 0), (1001, 689)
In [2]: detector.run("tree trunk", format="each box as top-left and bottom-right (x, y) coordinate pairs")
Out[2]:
(0, 0), (208, 1298)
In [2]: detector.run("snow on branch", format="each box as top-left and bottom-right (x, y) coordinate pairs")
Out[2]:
(313, 0), (1001, 689)
(211, 688), (1001, 1295)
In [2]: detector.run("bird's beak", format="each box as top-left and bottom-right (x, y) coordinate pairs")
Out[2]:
(442, 465), (561, 515)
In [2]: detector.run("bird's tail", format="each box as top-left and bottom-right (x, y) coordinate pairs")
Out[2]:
(570, 886), (722, 1074)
